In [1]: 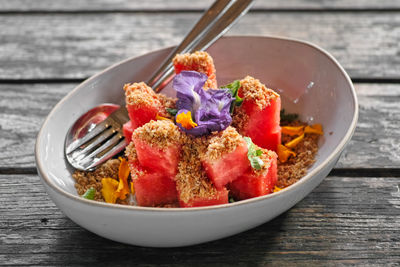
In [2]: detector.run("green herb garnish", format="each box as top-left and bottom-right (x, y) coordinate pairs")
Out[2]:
(166, 108), (178, 116)
(82, 188), (96, 200)
(229, 197), (236, 203)
(244, 137), (264, 170)
(280, 109), (299, 123)
(221, 80), (243, 113)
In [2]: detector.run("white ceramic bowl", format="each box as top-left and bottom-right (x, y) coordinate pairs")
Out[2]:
(36, 36), (358, 247)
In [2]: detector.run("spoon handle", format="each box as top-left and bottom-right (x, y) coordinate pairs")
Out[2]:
(148, 0), (254, 91)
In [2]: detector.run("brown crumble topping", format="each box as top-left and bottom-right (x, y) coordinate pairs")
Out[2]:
(73, 158), (120, 202)
(133, 120), (182, 150)
(203, 74), (217, 90)
(231, 107), (249, 134)
(204, 126), (244, 161)
(173, 51), (215, 75)
(173, 51), (217, 89)
(253, 148), (277, 176)
(240, 76), (279, 110)
(124, 82), (162, 109)
(175, 135), (218, 203)
(277, 121), (320, 188)
(157, 93), (177, 110)
(124, 141), (146, 180)
(124, 141), (137, 162)
(157, 93), (177, 120)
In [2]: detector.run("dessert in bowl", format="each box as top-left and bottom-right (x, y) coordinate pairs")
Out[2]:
(35, 36), (358, 247)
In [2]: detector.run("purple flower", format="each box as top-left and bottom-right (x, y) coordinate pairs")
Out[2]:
(173, 71), (234, 136)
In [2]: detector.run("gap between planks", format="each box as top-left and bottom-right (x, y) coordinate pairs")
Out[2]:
(1, 8), (400, 15)
(2, 77), (400, 84)
(2, 167), (400, 177)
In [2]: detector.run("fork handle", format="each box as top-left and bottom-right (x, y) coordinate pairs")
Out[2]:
(148, 0), (254, 92)
(146, 0), (233, 89)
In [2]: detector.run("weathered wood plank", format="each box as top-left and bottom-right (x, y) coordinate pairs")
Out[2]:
(1, 12), (399, 80)
(336, 84), (400, 169)
(0, 83), (399, 169)
(0, 84), (400, 168)
(1, 174), (399, 265)
(0, 0), (399, 11)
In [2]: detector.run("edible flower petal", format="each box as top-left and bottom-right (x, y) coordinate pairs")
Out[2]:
(130, 181), (135, 195)
(176, 110), (197, 129)
(101, 178), (119, 203)
(281, 126), (304, 136)
(277, 144), (296, 163)
(273, 186), (282, 192)
(173, 71), (235, 136)
(114, 158), (130, 200)
(285, 133), (304, 149)
(174, 70), (208, 112)
(156, 114), (172, 121)
(304, 124), (324, 135)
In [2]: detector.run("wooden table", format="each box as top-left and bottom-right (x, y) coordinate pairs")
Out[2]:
(1, 1), (399, 265)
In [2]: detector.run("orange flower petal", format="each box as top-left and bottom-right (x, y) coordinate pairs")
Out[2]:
(281, 126), (304, 136)
(273, 186), (282, 192)
(114, 158), (130, 200)
(101, 178), (119, 203)
(156, 114), (172, 121)
(277, 144), (296, 163)
(176, 111), (197, 129)
(285, 133), (305, 148)
(304, 124), (324, 135)
(130, 181), (135, 195)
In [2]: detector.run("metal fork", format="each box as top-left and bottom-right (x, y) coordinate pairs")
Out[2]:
(65, 0), (254, 171)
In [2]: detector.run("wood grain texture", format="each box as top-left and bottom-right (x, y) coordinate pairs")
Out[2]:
(0, 83), (399, 169)
(1, 12), (399, 80)
(1, 174), (399, 265)
(0, 0), (399, 11)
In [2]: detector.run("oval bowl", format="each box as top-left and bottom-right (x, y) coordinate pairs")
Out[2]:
(35, 36), (358, 247)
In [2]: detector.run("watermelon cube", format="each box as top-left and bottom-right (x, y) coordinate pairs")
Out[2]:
(173, 51), (217, 89)
(122, 121), (134, 144)
(233, 76), (281, 152)
(179, 188), (229, 208)
(124, 82), (162, 130)
(202, 127), (249, 190)
(132, 120), (182, 178)
(175, 136), (229, 207)
(229, 149), (278, 200)
(125, 142), (178, 207)
(134, 172), (178, 207)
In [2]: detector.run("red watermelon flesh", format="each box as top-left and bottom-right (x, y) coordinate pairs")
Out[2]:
(125, 142), (178, 207)
(126, 105), (159, 130)
(235, 77), (281, 152)
(172, 51), (217, 89)
(202, 137), (249, 190)
(179, 188), (229, 208)
(229, 150), (278, 200)
(134, 171), (178, 207)
(133, 138), (180, 179)
(122, 121), (134, 144)
(124, 82), (162, 130)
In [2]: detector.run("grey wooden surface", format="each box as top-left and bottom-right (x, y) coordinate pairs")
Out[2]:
(1, 1), (399, 266)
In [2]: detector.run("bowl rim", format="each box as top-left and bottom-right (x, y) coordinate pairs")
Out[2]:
(35, 35), (359, 212)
